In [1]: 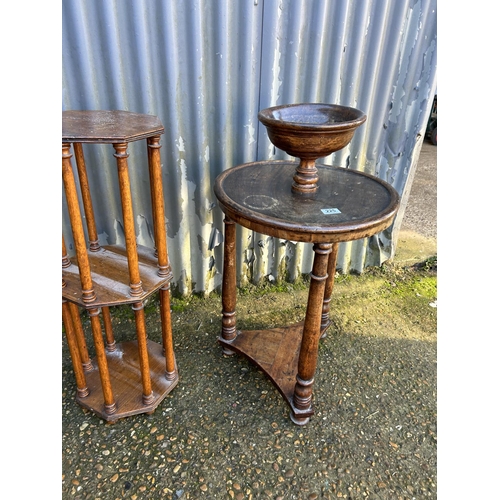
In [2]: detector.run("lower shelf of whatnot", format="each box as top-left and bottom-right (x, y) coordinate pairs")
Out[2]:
(76, 339), (178, 422)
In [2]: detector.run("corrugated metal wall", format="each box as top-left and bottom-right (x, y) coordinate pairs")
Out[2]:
(62, 0), (437, 296)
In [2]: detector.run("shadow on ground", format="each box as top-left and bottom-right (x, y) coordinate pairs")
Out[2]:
(62, 230), (437, 500)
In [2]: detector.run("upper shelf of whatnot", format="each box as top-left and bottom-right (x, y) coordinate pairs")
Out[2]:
(62, 110), (164, 144)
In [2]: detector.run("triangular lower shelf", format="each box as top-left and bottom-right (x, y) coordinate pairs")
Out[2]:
(218, 321), (315, 420)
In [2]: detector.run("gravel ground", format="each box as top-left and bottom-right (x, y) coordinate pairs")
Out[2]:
(61, 140), (437, 499)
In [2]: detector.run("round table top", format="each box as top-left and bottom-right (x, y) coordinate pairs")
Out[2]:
(62, 110), (164, 144)
(214, 160), (400, 243)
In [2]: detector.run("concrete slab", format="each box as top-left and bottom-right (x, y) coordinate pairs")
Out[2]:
(396, 140), (437, 263)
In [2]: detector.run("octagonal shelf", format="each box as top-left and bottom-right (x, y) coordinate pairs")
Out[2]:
(62, 244), (172, 309)
(62, 110), (164, 144)
(62, 110), (178, 422)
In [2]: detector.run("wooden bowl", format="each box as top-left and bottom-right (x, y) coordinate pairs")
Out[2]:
(258, 103), (366, 160)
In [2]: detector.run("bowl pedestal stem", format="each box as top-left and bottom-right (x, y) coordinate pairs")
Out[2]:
(292, 158), (319, 194)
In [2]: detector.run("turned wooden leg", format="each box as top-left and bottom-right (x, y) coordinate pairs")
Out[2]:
(68, 302), (93, 371)
(147, 135), (172, 278)
(132, 301), (155, 405)
(62, 300), (89, 398)
(113, 142), (143, 297)
(320, 243), (339, 338)
(62, 235), (71, 268)
(62, 143), (96, 304)
(146, 135), (176, 380)
(62, 235), (92, 371)
(73, 143), (100, 252)
(160, 283), (177, 380)
(88, 308), (117, 415)
(291, 242), (333, 425)
(101, 307), (116, 352)
(220, 217), (237, 355)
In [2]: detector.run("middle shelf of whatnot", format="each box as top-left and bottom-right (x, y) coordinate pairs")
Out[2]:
(62, 244), (172, 308)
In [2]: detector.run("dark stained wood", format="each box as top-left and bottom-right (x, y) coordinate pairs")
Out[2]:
(320, 243), (339, 336)
(62, 110), (164, 144)
(62, 110), (178, 421)
(221, 217), (237, 355)
(258, 103), (366, 159)
(291, 243), (332, 424)
(258, 103), (366, 194)
(214, 161), (399, 243)
(219, 322), (307, 415)
(214, 159), (400, 425)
